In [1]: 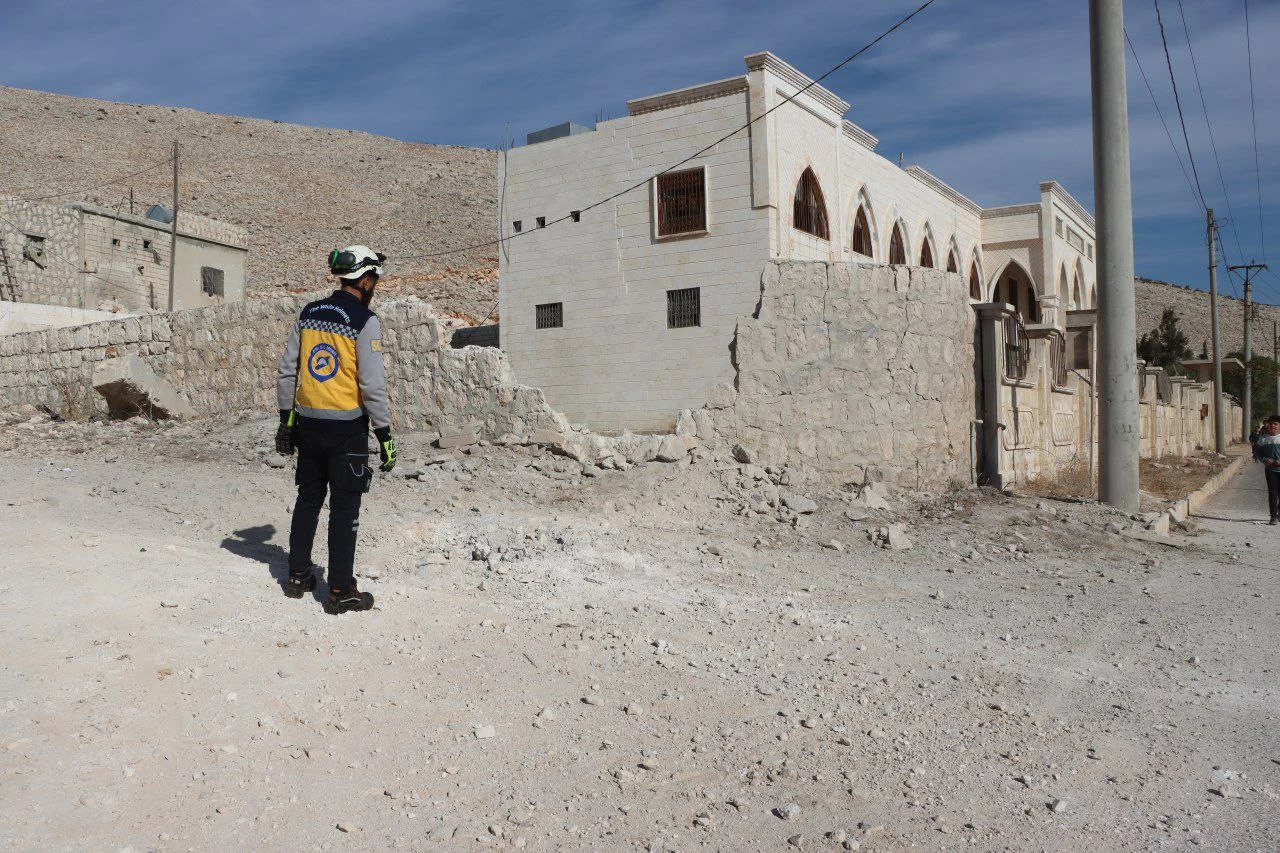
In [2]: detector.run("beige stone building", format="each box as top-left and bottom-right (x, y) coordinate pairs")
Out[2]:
(498, 51), (1098, 435)
(0, 193), (247, 315)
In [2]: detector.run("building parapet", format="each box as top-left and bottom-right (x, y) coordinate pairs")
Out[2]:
(841, 120), (878, 151)
(744, 51), (850, 116)
(1039, 181), (1095, 231)
(981, 203), (1041, 219)
(626, 76), (749, 116)
(68, 202), (248, 250)
(905, 166), (981, 216)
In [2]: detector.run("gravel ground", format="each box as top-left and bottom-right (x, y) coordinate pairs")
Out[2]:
(1, 413), (1277, 851)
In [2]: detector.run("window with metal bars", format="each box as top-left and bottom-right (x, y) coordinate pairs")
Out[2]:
(655, 168), (706, 237)
(1052, 332), (1069, 388)
(201, 266), (225, 297)
(535, 302), (563, 329)
(1003, 315), (1030, 382)
(666, 287), (700, 328)
(792, 168), (829, 239)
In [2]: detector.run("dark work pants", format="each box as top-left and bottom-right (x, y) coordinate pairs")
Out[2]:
(289, 425), (372, 591)
(1266, 468), (1280, 521)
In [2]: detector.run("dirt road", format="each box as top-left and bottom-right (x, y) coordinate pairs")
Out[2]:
(1, 415), (1276, 850)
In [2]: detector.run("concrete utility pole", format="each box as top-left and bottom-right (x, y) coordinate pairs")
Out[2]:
(1089, 0), (1140, 512)
(166, 140), (179, 312)
(1207, 209), (1225, 453)
(1229, 261), (1269, 438)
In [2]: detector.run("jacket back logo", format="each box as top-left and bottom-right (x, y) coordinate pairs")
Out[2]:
(308, 343), (340, 382)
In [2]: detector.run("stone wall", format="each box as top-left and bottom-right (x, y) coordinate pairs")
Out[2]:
(0, 292), (564, 439)
(693, 261), (977, 487)
(0, 195), (84, 307)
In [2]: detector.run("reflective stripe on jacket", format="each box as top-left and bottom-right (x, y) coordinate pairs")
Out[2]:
(276, 289), (391, 430)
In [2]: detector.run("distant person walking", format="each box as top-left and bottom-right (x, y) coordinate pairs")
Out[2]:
(274, 246), (397, 613)
(1254, 415), (1280, 526)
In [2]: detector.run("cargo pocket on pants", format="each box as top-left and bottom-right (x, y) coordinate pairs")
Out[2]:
(340, 452), (373, 494)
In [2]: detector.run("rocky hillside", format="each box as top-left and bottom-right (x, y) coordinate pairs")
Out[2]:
(0, 86), (498, 317)
(1136, 277), (1280, 360)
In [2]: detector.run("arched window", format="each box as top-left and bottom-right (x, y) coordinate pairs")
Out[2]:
(889, 223), (906, 264)
(946, 250), (959, 273)
(793, 168), (829, 239)
(1072, 274), (1082, 309)
(919, 238), (934, 268)
(969, 263), (982, 300)
(851, 205), (872, 256)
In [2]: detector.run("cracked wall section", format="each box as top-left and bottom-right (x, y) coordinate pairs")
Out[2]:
(695, 261), (977, 487)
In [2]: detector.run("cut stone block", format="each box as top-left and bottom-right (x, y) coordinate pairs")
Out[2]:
(435, 430), (479, 449)
(92, 354), (195, 420)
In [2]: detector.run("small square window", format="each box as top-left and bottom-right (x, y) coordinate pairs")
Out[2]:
(1054, 217), (1064, 237)
(143, 239), (152, 250)
(201, 266), (225, 297)
(571, 210), (581, 222)
(667, 287), (700, 329)
(536, 216), (546, 228)
(1087, 243), (1094, 260)
(512, 220), (522, 233)
(535, 302), (563, 329)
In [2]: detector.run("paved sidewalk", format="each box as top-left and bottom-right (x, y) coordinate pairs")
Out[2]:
(1194, 451), (1278, 531)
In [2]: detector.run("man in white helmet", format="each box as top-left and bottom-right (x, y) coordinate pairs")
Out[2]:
(274, 245), (396, 614)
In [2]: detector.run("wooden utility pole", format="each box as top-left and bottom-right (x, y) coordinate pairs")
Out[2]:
(166, 140), (179, 311)
(1229, 261), (1269, 439)
(1207, 209), (1224, 453)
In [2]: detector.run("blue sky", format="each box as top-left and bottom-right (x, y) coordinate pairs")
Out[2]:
(3, 0), (1276, 302)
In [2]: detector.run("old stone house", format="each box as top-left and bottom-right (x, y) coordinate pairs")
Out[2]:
(0, 193), (247, 314)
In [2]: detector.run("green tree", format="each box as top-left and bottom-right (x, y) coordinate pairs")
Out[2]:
(1137, 308), (1193, 373)
(1223, 353), (1280, 420)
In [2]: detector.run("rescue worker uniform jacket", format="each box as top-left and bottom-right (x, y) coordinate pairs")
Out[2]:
(275, 289), (391, 432)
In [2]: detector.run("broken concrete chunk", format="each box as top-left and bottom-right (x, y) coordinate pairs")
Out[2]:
(731, 443), (755, 464)
(885, 524), (912, 551)
(435, 429), (480, 450)
(654, 435), (687, 463)
(92, 354), (194, 420)
(781, 493), (818, 514)
(854, 484), (892, 511)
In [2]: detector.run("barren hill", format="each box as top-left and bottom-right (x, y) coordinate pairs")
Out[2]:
(0, 86), (499, 317)
(1136, 276), (1280, 360)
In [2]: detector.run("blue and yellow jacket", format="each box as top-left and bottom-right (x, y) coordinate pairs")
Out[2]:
(275, 289), (391, 430)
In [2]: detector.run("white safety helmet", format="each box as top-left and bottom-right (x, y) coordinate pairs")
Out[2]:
(328, 245), (385, 280)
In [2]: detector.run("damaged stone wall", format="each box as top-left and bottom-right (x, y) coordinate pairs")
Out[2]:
(0, 292), (564, 440)
(692, 261), (977, 487)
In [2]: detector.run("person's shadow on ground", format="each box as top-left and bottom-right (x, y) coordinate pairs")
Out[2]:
(220, 525), (325, 600)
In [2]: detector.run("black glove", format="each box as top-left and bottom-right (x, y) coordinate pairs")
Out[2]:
(375, 426), (396, 472)
(275, 410), (297, 455)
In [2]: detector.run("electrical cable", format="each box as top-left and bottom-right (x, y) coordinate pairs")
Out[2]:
(1174, 0), (1247, 263)
(1125, 30), (1201, 213)
(396, 0), (941, 261)
(1152, 0), (1208, 210)
(4, 156), (173, 203)
(1243, 0), (1268, 262)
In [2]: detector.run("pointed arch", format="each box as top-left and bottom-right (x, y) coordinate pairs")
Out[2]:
(1058, 263), (1071, 310)
(850, 205), (873, 257)
(992, 259), (1041, 324)
(1072, 258), (1086, 308)
(918, 223), (937, 268)
(1090, 284), (1097, 308)
(968, 249), (985, 301)
(793, 167), (829, 240)
(888, 220), (907, 265)
(945, 235), (960, 273)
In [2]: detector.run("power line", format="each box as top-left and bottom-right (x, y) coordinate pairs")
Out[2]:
(396, 0), (941, 261)
(1243, 0), (1268, 262)
(1152, 0), (1208, 210)
(1124, 30), (1201, 212)
(3, 156), (173, 203)
(1174, 0), (1247, 262)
